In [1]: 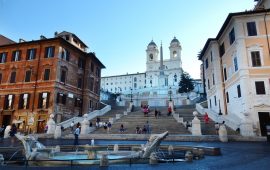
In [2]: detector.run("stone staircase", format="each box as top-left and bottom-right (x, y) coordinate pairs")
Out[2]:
(92, 107), (190, 134)
(174, 105), (239, 135)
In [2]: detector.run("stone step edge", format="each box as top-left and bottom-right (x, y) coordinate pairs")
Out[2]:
(37, 134), (267, 142)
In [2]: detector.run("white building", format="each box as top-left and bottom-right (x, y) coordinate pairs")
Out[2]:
(101, 37), (183, 93)
(198, 1), (270, 136)
(101, 37), (202, 106)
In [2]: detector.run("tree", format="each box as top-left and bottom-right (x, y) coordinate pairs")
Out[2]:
(178, 72), (194, 99)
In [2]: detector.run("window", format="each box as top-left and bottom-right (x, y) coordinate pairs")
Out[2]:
(226, 92), (229, 103)
(209, 99), (212, 108)
(173, 51), (177, 57)
(205, 58), (208, 69)
(234, 57), (238, 71)
(0, 73), (2, 84)
(223, 67), (227, 81)
(4, 94), (14, 109)
(38, 92), (50, 109)
(212, 73), (215, 85)
(214, 96), (217, 106)
(210, 51), (213, 62)
(91, 62), (94, 72)
(61, 48), (70, 61)
(237, 85), (241, 98)
(251, 51), (261, 67)
(89, 77), (94, 91)
(77, 77), (82, 88)
(208, 79), (210, 89)
(26, 48), (36, 60)
(0, 52), (7, 63)
(229, 28), (235, 45)
(12, 50), (21, 61)
(96, 68), (100, 77)
(219, 43), (225, 57)
(74, 98), (82, 107)
(56, 93), (67, 105)
(25, 70), (31, 82)
(134, 83), (137, 88)
(78, 57), (84, 69)
(255, 81), (266, 95)
(44, 46), (55, 58)
(134, 77), (137, 82)
(149, 54), (153, 60)
(10, 71), (16, 83)
(60, 69), (66, 83)
(44, 69), (50, 81)
(65, 35), (69, 41)
(18, 93), (30, 109)
(247, 22), (257, 36)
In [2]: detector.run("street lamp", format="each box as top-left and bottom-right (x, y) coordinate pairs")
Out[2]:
(130, 88), (133, 102)
(169, 87), (172, 101)
(218, 100), (222, 115)
(187, 87), (189, 99)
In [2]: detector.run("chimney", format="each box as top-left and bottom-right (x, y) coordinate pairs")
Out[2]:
(54, 31), (58, 37)
(19, 38), (26, 43)
(40, 35), (47, 40)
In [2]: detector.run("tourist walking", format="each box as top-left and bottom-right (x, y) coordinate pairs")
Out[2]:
(167, 106), (172, 116)
(120, 124), (125, 133)
(154, 109), (158, 118)
(70, 121), (74, 131)
(146, 121), (151, 134)
(9, 124), (17, 146)
(107, 122), (112, 133)
(215, 122), (219, 135)
(74, 124), (80, 145)
(204, 112), (209, 124)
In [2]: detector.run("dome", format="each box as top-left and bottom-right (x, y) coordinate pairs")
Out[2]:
(148, 40), (157, 47)
(170, 36), (180, 44)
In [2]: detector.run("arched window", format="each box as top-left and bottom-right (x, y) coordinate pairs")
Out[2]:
(173, 51), (177, 57)
(149, 54), (153, 60)
(134, 77), (137, 82)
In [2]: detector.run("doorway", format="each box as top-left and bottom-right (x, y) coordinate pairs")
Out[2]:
(2, 115), (11, 127)
(258, 112), (270, 136)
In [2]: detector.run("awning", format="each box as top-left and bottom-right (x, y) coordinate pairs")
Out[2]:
(13, 120), (23, 124)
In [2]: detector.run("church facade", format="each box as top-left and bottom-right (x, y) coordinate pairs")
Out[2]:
(101, 37), (201, 106)
(101, 37), (183, 94)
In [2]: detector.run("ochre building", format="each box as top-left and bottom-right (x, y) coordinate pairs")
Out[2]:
(0, 32), (105, 133)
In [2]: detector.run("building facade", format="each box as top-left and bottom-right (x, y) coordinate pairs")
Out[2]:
(199, 5), (270, 136)
(101, 37), (183, 94)
(0, 32), (105, 133)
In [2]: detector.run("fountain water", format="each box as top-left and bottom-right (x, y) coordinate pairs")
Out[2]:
(15, 131), (169, 165)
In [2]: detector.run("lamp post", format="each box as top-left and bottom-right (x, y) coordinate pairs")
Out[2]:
(218, 100), (222, 115)
(187, 87), (189, 99)
(169, 87), (172, 101)
(130, 88), (133, 102)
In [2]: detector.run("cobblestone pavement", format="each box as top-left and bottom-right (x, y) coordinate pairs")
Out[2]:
(1, 137), (270, 170)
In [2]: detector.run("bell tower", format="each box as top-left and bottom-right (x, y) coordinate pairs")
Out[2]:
(146, 40), (159, 63)
(169, 36), (182, 60)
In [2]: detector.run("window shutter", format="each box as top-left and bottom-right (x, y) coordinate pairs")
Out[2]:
(44, 47), (48, 58)
(26, 49), (30, 60)
(11, 94), (15, 109)
(12, 51), (15, 61)
(27, 94), (31, 109)
(63, 94), (67, 105)
(4, 95), (8, 109)
(18, 94), (23, 109)
(51, 47), (55, 58)
(46, 92), (50, 108)
(38, 93), (43, 108)
(66, 50), (70, 61)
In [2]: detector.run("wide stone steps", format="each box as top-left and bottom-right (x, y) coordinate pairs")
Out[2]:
(93, 109), (190, 135)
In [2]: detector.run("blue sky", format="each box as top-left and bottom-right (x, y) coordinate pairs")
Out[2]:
(0, 0), (256, 79)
